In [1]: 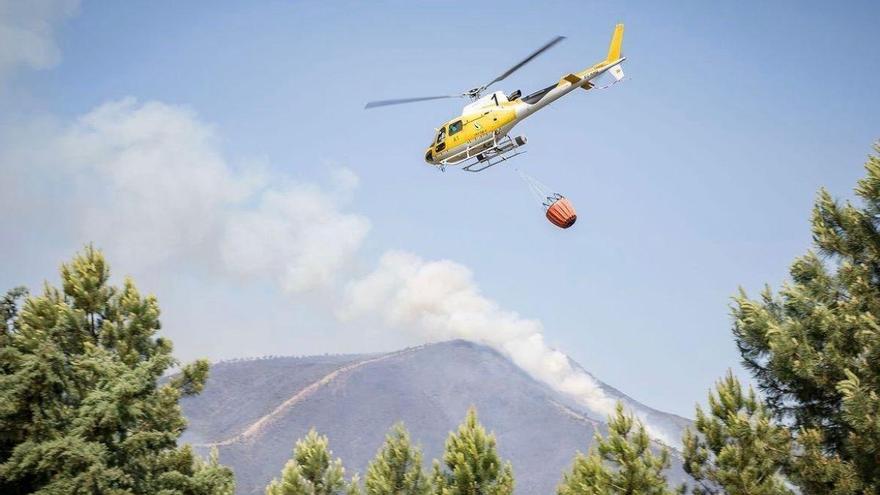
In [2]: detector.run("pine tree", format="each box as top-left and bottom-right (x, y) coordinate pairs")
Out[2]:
(1, 287), (27, 336)
(732, 144), (880, 492)
(682, 372), (793, 495)
(0, 245), (234, 494)
(557, 402), (675, 495)
(431, 407), (514, 495)
(266, 429), (359, 495)
(365, 423), (431, 495)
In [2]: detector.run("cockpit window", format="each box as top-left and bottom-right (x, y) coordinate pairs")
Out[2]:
(436, 127), (446, 144)
(448, 120), (463, 136)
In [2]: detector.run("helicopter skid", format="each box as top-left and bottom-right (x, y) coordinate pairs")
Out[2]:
(440, 135), (526, 173)
(440, 135), (496, 165)
(461, 149), (525, 172)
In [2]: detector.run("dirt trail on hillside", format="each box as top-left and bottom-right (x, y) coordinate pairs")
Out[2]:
(194, 346), (424, 447)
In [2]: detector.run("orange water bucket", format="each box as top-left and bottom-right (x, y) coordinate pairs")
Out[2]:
(545, 197), (577, 229)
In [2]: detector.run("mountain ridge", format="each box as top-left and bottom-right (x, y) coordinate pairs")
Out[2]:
(180, 339), (689, 494)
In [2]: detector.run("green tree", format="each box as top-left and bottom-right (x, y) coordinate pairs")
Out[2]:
(682, 372), (793, 495)
(365, 423), (431, 495)
(0, 245), (234, 494)
(266, 429), (359, 495)
(558, 402), (675, 495)
(431, 408), (514, 495)
(732, 144), (880, 492)
(1, 286), (27, 336)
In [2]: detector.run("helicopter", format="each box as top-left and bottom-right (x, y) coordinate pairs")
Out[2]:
(365, 24), (625, 172)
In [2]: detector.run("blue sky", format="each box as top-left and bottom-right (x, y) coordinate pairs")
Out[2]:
(2, 0), (878, 418)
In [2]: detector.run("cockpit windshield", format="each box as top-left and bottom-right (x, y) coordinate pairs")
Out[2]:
(436, 127), (446, 144)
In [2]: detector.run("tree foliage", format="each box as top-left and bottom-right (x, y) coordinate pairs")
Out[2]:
(266, 429), (359, 495)
(732, 144), (880, 492)
(431, 408), (514, 495)
(558, 402), (675, 495)
(0, 245), (234, 494)
(682, 372), (792, 495)
(1, 286), (27, 335)
(365, 423), (431, 495)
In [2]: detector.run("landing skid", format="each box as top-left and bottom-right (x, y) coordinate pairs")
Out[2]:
(439, 135), (526, 173)
(462, 149), (525, 172)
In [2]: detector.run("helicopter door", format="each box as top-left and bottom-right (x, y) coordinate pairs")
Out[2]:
(446, 120), (464, 149)
(434, 126), (447, 153)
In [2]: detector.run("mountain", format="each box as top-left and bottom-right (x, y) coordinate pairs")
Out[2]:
(179, 340), (690, 494)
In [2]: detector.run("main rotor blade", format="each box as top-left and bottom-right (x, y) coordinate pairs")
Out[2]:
(364, 95), (460, 109)
(483, 35), (566, 89)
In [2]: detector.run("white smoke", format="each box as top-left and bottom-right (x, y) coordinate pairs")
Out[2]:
(6, 97), (369, 293)
(341, 251), (675, 445)
(220, 179), (370, 293)
(57, 98), (256, 269)
(0, 0), (79, 91)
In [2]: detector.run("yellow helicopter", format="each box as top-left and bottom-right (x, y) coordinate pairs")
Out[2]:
(366, 24), (626, 172)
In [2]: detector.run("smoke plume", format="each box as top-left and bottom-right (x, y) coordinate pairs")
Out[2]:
(341, 251), (676, 445)
(0, 0), (79, 91)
